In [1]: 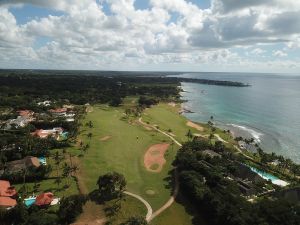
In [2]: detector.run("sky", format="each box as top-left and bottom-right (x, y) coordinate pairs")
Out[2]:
(0, 0), (300, 73)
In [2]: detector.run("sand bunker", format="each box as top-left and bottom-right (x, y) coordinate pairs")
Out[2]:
(144, 143), (170, 173)
(186, 121), (204, 132)
(100, 136), (111, 141)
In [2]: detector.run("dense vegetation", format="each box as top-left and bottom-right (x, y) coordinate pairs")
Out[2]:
(0, 70), (248, 110)
(174, 138), (300, 225)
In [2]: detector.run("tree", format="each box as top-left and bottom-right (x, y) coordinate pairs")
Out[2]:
(86, 120), (93, 128)
(209, 133), (214, 144)
(58, 195), (87, 225)
(87, 132), (93, 139)
(62, 163), (72, 187)
(109, 97), (122, 107)
(186, 129), (193, 140)
(121, 216), (148, 225)
(97, 172), (126, 201)
(290, 164), (299, 178)
(26, 211), (58, 225)
(53, 151), (61, 189)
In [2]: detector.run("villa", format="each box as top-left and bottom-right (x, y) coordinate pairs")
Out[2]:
(31, 127), (64, 140)
(49, 108), (68, 116)
(5, 110), (35, 129)
(17, 110), (34, 117)
(35, 192), (54, 207)
(0, 180), (17, 209)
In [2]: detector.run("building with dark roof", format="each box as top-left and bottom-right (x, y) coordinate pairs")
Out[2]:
(5, 156), (41, 174)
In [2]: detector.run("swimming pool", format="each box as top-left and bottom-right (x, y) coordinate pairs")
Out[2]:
(24, 197), (36, 207)
(247, 165), (289, 187)
(62, 132), (68, 138)
(38, 157), (47, 165)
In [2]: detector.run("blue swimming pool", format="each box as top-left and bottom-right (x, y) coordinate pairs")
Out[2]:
(247, 165), (288, 186)
(24, 198), (36, 207)
(60, 132), (69, 139)
(38, 157), (47, 165)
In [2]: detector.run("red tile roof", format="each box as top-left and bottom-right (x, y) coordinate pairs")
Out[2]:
(35, 192), (54, 206)
(0, 197), (17, 207)
(0, 180), (17, 197)
(17, 110), (34, 117)
(49, 108), (67, 113)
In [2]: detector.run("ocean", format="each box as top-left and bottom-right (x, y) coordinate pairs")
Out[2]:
(174, 73), (300, 163)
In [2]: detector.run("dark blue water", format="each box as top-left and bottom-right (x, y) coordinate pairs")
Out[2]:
(175, 73), (300, 163)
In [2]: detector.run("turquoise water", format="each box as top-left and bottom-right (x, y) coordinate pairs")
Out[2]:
(38, 157), (47, 165)
(24, 198), (36, 207)
(176, 73), (300, 163)
(61, 131), (68, 139)
(248, 166), (279, 182)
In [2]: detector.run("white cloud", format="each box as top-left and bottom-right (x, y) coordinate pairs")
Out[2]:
(0, 0), (299, 72)
(273, 50), (287, 57)
(251, 48), (266, 55)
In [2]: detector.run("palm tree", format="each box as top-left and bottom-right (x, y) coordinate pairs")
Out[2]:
(87, 132), (93, 139)
(186, 129), (193, 140)
(209, 133), (214, 144)
(53, 151), (61, 188)
(62, 163), (72, 187)
(22, 168), (27, 194)
(71, 164), (79, 177)
(88, 121), (93, 128)
(290, 164), (299, 179)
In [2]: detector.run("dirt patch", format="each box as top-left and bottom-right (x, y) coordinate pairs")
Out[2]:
(144, 126), (152, 131)
(144, 143), (170, 173)
(100, 136), (111, 141)
(186, 121), (204, 132)
(76, 139), (83, 148)
(168, 102), (176, 107)
(146, 190), (156, 195)
(86, 106), (94, 113)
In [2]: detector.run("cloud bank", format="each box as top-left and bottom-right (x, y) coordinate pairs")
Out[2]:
(0, 0), (300, 72)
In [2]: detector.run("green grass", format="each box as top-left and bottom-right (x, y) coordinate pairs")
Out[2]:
(106, 196), (147, 224)
(71, 104), (179, 210)
(14, 177), (78, 200)
(70, 102), (214, 224)
(142, 104), (199, 142)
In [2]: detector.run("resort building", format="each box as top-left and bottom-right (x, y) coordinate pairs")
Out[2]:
(4, 110), (35, 129)
(31, 127), (64, 140)
(0, 180), (17, 209)
(49, 108), (68, 116)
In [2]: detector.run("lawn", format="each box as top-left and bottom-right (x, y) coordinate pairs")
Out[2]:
(71, 101), (211, 224)
(71, 104), (178, 210)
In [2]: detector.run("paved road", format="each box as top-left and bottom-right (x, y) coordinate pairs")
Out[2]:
(149, 170), (179, 222)
(214, 134), (229, 143)
(138, 117), (182, 221)
(138, 117), (182, 147)
(124, 191), (153, 222)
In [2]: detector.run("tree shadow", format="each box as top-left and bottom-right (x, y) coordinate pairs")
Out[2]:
(164, 169), (209, 225)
